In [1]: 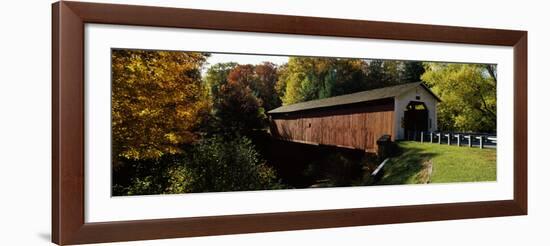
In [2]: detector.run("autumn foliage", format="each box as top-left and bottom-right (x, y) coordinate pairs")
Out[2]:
(111, 50), (280, 195)
(111, 49), (496, 195)
(111, 50), (211, 161)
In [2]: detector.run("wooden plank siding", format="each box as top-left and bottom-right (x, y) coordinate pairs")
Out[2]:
(269, 99), (395, 152)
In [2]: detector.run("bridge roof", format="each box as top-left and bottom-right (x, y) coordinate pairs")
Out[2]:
(268, 82), (440, 114)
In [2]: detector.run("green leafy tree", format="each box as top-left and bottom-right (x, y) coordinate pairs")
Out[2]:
(380, 60), (403, 84)
(364, 60), (389, 89)
(330, 59), (369, 96)
(278, 57), (319, 104)
(422, 63), (496, 132)
(364, 60), (406, 89)
(278, 57), (369, 104)
(275, 62), (306, 104)
(364, 60), (424, 88)
(204, 62), (238, 106)
(277, 58), (429, 106)
(167, 136), (278, 193)
(402, 61), (425, 83)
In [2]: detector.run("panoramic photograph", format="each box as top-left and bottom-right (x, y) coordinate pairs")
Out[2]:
(111, 49), (497, 196)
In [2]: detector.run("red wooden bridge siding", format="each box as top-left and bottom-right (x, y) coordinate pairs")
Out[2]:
(269, 99), (395, 152)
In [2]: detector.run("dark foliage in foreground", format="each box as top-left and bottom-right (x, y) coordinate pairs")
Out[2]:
(112, 136), (280, 196)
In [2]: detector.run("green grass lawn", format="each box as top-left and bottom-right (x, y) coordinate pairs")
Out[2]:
(378, 141), (496, 185)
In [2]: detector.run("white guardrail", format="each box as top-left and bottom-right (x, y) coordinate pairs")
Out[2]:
(412, 131), (496, 149)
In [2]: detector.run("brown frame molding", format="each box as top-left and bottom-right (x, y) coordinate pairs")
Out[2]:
(52, 1), (527, 245)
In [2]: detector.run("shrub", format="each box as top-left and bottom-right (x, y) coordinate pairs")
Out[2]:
(113, 136), (279, 195)
(165, 165), (196, 194)
(166, 136), (278, 193)
(112, 156), (173, 196)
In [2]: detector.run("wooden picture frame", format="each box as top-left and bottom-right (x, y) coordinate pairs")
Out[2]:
(52, 1), (527, 245)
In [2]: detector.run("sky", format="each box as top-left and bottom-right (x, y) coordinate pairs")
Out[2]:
(202, 53), (289, 74)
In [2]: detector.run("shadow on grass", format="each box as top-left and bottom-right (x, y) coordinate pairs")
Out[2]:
(376, 145), (438, 185)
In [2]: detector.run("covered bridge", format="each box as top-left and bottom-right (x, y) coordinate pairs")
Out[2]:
(267, 82), (441, 152)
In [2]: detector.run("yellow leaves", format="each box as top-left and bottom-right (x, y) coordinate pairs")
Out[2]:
(120, 148), (142, 160)
(164, 132), (182, 144)
(422, 62), (496, 132)
(165, 146), (180, 155)
(112, 49), (209, 160)
(136, 106), (153, 117)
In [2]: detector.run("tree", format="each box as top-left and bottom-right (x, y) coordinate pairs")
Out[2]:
(207, 62), (280, 111)
(207, 63), (282, 134)
(278, 68), (302, 105)
(402, 61), (425, 83)
(330, 59), (369, 96)
(421, 63), (496, 132)
(274, 63), (289, 100)
(364, 60), (411, 89)
(215, 65), (264, 133)
(278, 57), (369, 105)
(204, 62), (238, 105)
(226, 64), (257, 89)
(362, 60), (426, 89)
(277, 57), (320, 104)
(364, 60), (389, 89)
(278, 58), (431, 105)
(254, 62), (281, 111)
(111, 50), (211, 161)
(167, 136), (278, 193)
